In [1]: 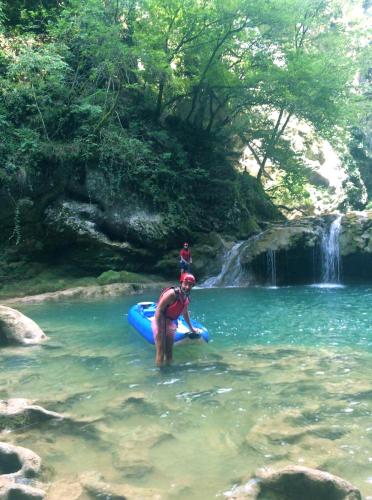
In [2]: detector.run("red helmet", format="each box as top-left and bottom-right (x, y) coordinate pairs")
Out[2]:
(183, 242), (189, 247)
(180, 273), (196, 285)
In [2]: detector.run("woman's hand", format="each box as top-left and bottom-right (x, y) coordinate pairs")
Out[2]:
(191, 327), (201, 334)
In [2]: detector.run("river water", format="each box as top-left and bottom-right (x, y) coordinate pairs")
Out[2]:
(2, 285), (372, 498)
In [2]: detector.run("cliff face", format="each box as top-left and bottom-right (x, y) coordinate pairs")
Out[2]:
(0, 160), (281, 283)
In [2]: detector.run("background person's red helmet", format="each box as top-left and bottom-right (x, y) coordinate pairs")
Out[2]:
(180, 273), (196, 285)
(183, 242), (189, 247)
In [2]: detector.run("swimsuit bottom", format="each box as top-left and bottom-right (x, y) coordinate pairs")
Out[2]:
(152, 317), (177, 339)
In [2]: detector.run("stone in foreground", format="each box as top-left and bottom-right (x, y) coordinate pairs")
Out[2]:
(225, 465), (361, 500)
(0, 442), (45, 499)
(0, 306), (47, 346)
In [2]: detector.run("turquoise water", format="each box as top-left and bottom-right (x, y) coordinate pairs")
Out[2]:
(1, 285), (372, 498)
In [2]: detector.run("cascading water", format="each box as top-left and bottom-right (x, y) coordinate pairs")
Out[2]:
(320, 215), (343, 284)
(266, 249), (277, 287)
(201, 241), (250, 287)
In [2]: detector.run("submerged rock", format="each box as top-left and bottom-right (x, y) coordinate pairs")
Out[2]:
(112, 424), (174, 479)
(45, 478), (83, 500)
(0, 478), (46, 500)
(0, 398), (100, 439)
(0, 398), (63, 430)
(80, 471), (162, 499)
(0, 306), (47, 346)
(225, 465), (361, 499)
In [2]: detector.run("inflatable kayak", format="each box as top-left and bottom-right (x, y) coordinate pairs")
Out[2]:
(128, 302), (209, 345)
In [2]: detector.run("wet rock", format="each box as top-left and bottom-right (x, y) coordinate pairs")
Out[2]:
(243, 406), (347, 468)
(112, 425), (174, 479)
(118, 425), (175, 451)
(0, 442), (41, 478)
(0, 399), (62, 431)
(106, 391), (160, 417)
(225, 465), (361, 499)
(0, 477), (46, 499)
(0, 306), (47, 346)
(0, 399), (100, 439)
(113, 458), (155, 478)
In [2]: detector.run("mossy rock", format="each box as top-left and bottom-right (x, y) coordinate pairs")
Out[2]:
(96, 270), (151, 285)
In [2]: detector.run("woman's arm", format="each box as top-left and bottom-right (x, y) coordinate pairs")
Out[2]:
(183, 306), (197, 334)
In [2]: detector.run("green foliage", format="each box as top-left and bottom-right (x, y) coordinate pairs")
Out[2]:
(0, 412), (30, 429)
(0, 262), (156, 299)
(0, 0), (368, 247)
(97, 269), (151, 285)
(0, 2), (4, 32)
(0, 266), (96, 299)
(1, 0), (62, 34)
(8, 197), (33, 245)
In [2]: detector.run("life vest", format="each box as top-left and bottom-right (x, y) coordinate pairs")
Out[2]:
(180, 248), (191, 262)
(160, 286), (190, 320)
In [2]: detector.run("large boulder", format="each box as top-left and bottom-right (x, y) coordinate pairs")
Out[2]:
(238, 218), (322, 285)
(216, 212), (372, 285)
(240, 219), (321, 264)
(0, 306), (47, 346)
(43, 199), (156, 273)
(225, 465), (361, 499)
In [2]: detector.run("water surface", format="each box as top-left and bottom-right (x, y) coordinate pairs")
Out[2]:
(1, 285), (372, 498)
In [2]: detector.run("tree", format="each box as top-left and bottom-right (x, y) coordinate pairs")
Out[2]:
(0, 0), (368, 237)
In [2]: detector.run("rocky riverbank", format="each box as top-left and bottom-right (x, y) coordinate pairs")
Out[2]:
(1, 210), (371, 304)
(0, 281), (169, 307)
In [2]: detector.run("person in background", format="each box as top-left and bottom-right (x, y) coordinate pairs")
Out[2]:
(179, 242), (192, 276)
(152, 273), (198, 367)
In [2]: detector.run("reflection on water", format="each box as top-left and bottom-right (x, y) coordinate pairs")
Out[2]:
(1, 286), (372, 498)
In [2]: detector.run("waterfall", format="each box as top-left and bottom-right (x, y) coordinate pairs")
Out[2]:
(266, 249), (277, 287)
(320, 215), (343, 284)
(201, 241), (250, 287)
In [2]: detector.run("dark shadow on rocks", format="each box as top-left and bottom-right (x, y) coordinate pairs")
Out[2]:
(0, 450), (22, 475)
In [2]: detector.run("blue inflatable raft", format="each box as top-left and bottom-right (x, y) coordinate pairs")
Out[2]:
(128, 302), (209, 345)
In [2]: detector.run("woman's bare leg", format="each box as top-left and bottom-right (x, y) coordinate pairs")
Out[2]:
(165, 334), (173, 365)
(155, 317), (166, 367)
